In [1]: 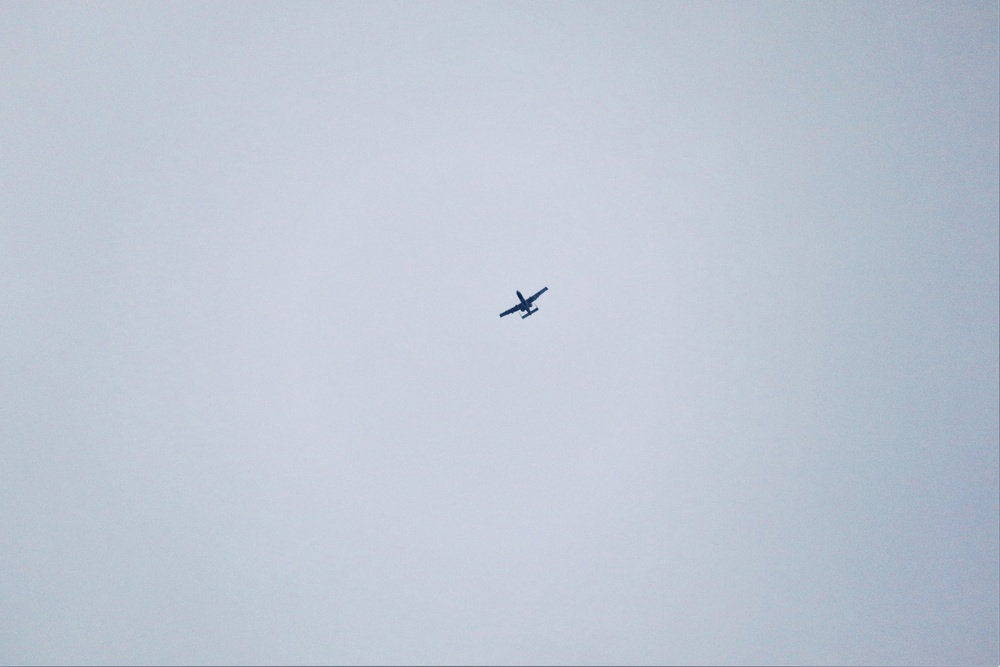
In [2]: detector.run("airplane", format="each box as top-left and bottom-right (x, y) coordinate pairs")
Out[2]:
(499, 287), (548, 319)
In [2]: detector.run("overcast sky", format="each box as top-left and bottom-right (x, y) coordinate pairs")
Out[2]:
(2, 3), (997, 665)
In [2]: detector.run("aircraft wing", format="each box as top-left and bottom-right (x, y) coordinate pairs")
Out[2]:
(526, 286), (548, 304)
(499, 304), (520, 318)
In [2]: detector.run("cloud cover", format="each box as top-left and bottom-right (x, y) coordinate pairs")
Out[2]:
(2, 3), (997, 664)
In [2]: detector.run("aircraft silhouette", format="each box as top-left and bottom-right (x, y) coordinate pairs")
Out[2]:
(499, 287), (548, 319)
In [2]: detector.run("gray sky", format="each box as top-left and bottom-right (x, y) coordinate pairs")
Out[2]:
(2, 3), (997, 665)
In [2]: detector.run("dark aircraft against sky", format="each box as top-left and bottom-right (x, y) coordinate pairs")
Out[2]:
(499, 287), (548, 319)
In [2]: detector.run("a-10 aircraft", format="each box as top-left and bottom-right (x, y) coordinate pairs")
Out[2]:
(499, 287), (548, 319)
